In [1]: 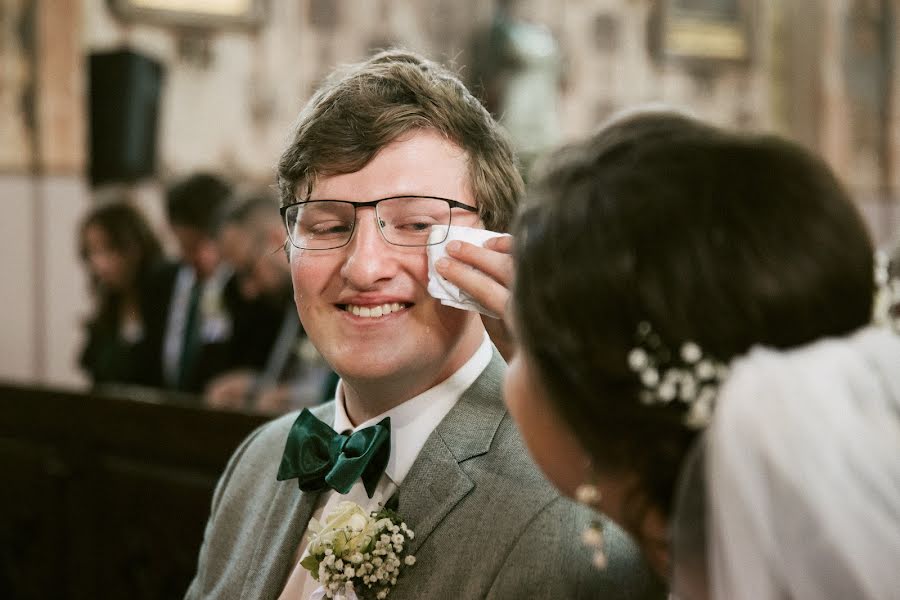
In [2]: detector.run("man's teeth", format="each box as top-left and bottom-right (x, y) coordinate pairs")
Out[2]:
(346, 303), (406, 318)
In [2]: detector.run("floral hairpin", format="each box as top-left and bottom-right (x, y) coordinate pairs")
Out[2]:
(873, 250), (900, 331)
(627, 321), (729, 429)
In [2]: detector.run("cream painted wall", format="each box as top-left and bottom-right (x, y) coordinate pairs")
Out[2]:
(0, 179), (38, 383)
(41, 177), (92, 387)
(0, 175), (90, 388)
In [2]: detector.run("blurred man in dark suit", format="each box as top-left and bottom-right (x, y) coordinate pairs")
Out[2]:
(145, 173), (281, 397)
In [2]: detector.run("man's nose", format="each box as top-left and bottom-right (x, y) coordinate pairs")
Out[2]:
(339, 209), (399, 289)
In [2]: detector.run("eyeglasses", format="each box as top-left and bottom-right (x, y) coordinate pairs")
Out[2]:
(281, 196), (479, 250)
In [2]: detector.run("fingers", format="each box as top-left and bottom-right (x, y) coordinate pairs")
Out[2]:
(484, 234), (513, 254)
(256, 385), (291, 414)
(434, 238), (514, 321)
(205, 372), (253, 409)
(443, 239), (514, 288)
(434, 237), (519, 361)
(206, 384), (241, 409)
(435, 252), (510, 319)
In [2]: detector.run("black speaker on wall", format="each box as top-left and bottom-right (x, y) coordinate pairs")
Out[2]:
(89, 49), (164, 186)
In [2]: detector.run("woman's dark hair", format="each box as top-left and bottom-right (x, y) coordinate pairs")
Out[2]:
(79, 200), (164, 327)
(512, 111), (875, 534)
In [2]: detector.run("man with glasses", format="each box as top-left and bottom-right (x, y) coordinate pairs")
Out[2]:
(187, 50), (660, 599)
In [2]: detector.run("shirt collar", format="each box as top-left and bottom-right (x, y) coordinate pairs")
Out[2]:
(332, 332), (493, 486)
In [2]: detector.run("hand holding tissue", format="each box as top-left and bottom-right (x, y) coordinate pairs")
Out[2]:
(426, 225), (510, 318)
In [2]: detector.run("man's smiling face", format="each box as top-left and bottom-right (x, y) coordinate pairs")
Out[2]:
(288, 129), (485, 399)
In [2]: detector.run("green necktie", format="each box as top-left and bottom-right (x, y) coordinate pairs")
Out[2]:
(276, 409), (391, 498)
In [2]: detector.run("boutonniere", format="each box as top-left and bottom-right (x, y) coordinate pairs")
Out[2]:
(200, 286), (225, 321)
(199, 287), (232, 341)
(302, 501), (416, 600)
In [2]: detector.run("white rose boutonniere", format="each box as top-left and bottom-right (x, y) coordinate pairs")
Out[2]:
(301, 501), (416, 600)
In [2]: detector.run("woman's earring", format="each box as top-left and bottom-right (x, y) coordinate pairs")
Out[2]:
(575, 483), (607, 569)
(575, 483), (601, 505)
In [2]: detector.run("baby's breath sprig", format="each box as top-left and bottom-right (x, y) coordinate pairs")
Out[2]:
(627, 321), (729, 429)
(301, 501), (416, 600)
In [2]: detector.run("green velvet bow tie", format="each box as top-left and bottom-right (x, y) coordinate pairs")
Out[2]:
(276, 408), (391, 498)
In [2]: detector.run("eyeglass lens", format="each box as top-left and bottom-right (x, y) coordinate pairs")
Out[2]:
(285, 197), (457, 249)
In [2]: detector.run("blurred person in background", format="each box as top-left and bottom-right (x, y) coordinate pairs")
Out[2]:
(78, 199), (166, 387)
(468, 0), (565, 178)
(206, 193), (333, 414)
(152, 173), (280, 396)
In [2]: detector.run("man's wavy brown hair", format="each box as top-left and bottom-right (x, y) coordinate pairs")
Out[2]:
(277, 49), (523, 232)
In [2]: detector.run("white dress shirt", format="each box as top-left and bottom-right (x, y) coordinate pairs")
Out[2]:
(278, 332), (493, 599)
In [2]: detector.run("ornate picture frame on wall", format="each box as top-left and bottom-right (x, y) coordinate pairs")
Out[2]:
(653, 0), (754, 64)
(109, 0), (267, 29)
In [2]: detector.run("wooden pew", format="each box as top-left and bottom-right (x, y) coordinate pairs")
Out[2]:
(0, 382), (269, 599)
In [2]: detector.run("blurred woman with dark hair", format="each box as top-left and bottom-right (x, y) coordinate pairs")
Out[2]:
(437, 110), (900, 599)
(78, 200), (165, 386)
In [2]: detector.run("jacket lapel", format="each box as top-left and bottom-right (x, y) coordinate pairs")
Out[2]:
(397, 350), (507, 555)
(240, 403), (336, 599)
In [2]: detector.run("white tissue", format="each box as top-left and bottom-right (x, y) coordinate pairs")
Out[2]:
(426, 225), (509, 318)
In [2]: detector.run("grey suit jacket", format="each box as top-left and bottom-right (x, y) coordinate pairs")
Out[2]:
(186, 352), (664, 599)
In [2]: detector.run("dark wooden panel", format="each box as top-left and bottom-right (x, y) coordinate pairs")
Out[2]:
(0, 437), (66, 600)
(0, 383), (269, 599)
